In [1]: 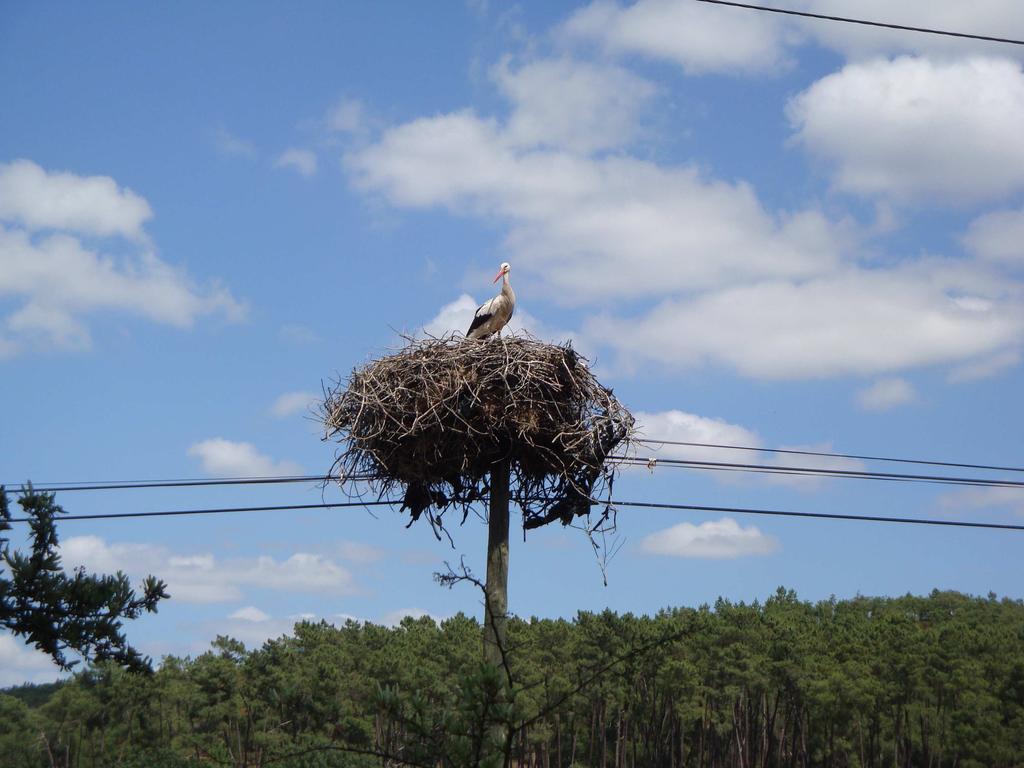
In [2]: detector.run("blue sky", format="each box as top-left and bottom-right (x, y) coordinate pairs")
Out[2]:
(3, 0), (1024, 685)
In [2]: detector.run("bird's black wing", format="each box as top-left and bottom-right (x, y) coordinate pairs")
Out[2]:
(466, 307), (492, 336)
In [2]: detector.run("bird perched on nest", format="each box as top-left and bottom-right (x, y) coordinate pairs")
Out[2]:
(466, 262), (515, 339)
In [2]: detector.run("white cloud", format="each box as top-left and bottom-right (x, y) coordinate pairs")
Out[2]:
(278, 323), (319, 345)
(345, 63), (843, 306)
(190, 606), (447, 657)
(494, 57), (655, 153)
(202, 608), (398, 651)
(0, 334), (18, 359)
(963, 205), (1024, 265)
(561, 0), (792, 75)
(0, 161), (244, 357)
(380, 608), (437, 627)
(856, 378), (916, 411)
(271, 391), (318, 418)
(948, 349), (1021, 383)
(423, 294), (479, 337)
(210, 606), (443, 649)
(60, 535), (358, 603)
(939, 486), (1024, 517)
(327, 98), (368, 134)
(373, 106), (1023, 383)
(788, 57), (1024, 204)
(0, 634), (63, 686)
(0, 228), (243, 344)
(0, 159), (152, 239)
(585, 263), (1024, 379)
(639, 517), (779, 558)
(562, 1), (1024, 72)
(60, 536), (235, 603)
(347, 111), (843, 303)
(274, 148), (317, 177)
(188, 438), (304, 477)
(334, 612), (363, 624)
(346, 51), (1024, 383)
(229, 606), (271, 622)
(336, 540), (386, 563)
(201, 606), (442, 651)
(634, 410), (761, 466)
(242, 553), (355, 593)
(6, 300), (89, 349)
(61, 536), (160, 575)
(206, 609), (318, 649)
(212, 126), (257, 158)
(790, 1), (1024, 62)
(633, 410), (864, 488)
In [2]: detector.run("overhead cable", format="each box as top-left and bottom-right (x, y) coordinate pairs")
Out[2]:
(613, 456), (1024, 489)
(4, 500), (394, 524)
(612, 500), (1024, 531)
(11, 436), (1024, 493)
(634, 438), (1024, 475)
(693, 0), (1024, 46)
(9, 455), (1024, 495)
(8, 475), (337, 493)
(5, 497), (1022, 531)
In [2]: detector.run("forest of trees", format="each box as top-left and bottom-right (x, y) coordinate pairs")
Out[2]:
(2, 589), (1023, 768)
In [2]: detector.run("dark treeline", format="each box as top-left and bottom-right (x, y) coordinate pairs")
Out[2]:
(2, 589), (1023, 768)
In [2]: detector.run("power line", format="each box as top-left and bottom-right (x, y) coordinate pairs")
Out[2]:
(10, 436), (1024, 493)
(614, 456), (1024, 489)
(630, 460), (1020, 488)
(4, 500), (395, 524)
(620, 458), (888, 484)
(9, 454), (1024, 495)
(693, 0), (1024, 46)
(612, 500), (1024, 531)
(6, 475), (375, 494)
(8, 476), (328, 493)
(5, 497), (1022, 531)
(3, 474), (276, 487)
(634, 438), (1024, 475)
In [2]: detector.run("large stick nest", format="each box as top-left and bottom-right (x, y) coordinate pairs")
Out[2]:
(320, 334), (635, 537)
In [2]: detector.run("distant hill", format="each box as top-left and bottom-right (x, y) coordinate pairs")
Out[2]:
(1, 680), (64, 708)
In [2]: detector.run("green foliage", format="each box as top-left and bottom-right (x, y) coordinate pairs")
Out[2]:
(1, 486), (168, 673)
(0, 679), (65, 708)
(0, 693), (44, 768)
(2, 593), (1024, 767)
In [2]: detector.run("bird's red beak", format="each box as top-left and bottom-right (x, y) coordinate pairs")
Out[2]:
(492, 267), (505, 283)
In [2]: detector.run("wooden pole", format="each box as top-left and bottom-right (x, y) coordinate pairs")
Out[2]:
(483, 457), (510, 669)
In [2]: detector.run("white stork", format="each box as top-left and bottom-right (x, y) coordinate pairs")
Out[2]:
(466, 262), (515, 339)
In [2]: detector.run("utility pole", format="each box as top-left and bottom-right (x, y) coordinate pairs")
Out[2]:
(483, 457), (510, 669)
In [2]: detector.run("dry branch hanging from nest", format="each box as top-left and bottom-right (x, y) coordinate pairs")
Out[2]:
(320, 334), (635, 538)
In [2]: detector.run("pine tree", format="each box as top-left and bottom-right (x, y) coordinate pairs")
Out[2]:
(0, 485), (168, 672)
